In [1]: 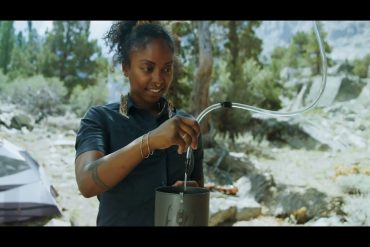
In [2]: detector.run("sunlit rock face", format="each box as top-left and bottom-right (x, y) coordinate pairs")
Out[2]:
(256, 21), (370, 61)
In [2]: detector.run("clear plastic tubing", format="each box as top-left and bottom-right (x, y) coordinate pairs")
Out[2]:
(184, 21), (328, 190)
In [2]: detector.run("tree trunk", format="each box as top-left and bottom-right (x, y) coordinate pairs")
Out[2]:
(59, 22), (72, 81)
(228, 21), (239, 85)
(168, 22), (184, 108)
(190, 21), (213, 146)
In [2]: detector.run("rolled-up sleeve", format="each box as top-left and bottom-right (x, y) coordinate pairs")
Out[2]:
(75, 106), (107, 159)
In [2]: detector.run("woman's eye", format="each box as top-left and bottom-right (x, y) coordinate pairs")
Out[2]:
(164, 67), (172, 73)
(142, 67), (153, 72)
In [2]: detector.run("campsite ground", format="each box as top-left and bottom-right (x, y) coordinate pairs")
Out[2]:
(1, 119), (369, 226)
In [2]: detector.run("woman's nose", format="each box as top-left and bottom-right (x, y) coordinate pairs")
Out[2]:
(155, 81), (161, 87)
(153, 70), (163, 86)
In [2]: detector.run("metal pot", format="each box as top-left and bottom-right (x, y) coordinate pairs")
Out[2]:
(155, 186), (209, 226)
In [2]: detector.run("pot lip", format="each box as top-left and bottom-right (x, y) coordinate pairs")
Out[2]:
(156, 186), (209, 195)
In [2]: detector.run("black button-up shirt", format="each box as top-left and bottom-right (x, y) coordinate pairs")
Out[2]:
(75, 96), (204, 226)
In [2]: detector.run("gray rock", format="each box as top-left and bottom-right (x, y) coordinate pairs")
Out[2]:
(10, 114), (33, 131)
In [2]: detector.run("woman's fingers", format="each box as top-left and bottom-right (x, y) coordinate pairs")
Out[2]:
(179, 117), (200, 136)
(178, 117), (200, 150)
(176, 131), (187, 154)
(176, 130), (195, 154)
(177, 134), (191, 154)
(154, 116), (200, 153)
(179, 127), (197, 149)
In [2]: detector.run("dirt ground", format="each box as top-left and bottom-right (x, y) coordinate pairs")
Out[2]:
(2, 124), (369, 226)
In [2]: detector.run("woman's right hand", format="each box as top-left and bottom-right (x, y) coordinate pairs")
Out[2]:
(150, 116), (200, 154)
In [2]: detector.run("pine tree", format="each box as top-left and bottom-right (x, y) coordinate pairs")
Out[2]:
(306, 22), (332, 75)
(39, 21), (108, 95)
(0, 21), (15, 74)
(8, 21), (42, 79)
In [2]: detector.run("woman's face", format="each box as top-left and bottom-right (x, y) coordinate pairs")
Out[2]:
(123, 38), (174, 110)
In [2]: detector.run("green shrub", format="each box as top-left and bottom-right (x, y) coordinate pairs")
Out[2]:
(69, 77), (108, 117)
(0, 70), (9, 92)
(0, 75), (67, 115)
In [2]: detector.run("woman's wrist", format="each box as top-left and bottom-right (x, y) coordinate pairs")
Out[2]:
(147, 131), (159, 151)
(140, 131), (154, 159)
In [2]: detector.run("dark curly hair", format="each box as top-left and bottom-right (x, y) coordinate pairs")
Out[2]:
(104, 21), (175, 66)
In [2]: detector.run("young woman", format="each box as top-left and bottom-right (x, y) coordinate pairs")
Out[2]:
(74, 21), (204, 226)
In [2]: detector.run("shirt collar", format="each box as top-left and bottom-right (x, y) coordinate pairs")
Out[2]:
(126, 94), (173, 118)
